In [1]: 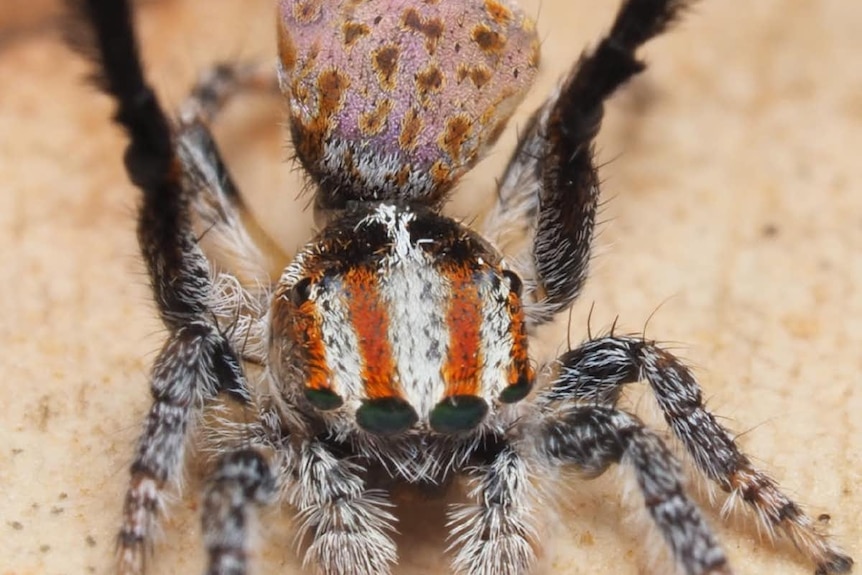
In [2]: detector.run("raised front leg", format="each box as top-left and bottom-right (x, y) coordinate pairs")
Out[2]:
(483, 0), (693, 326)
(66, 1), (256, 571)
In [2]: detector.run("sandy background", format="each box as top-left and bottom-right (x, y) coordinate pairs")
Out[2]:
(1, 0), (860, 574)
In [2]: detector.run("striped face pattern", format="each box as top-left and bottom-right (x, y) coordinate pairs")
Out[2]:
(277, 0), (540, 208)
(272, 203), (533, 435)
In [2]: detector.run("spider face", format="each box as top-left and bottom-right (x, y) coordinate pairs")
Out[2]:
(272, 202), (533, 437)
(68, 0), (854, 573)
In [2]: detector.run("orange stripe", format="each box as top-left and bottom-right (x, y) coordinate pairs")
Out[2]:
(344, 267), (399, 399)
(507, 288), (533, 386)
(286, 289), (331, 393)
(443, 264), (483, 397)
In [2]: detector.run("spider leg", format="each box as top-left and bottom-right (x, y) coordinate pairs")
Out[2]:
(174, 60), (281, 290)
(483, 0), (693, 326)
(175, 121), (272, 365)
(203, 449), (275, 575)
(66, 0), (257, 571)
(447, 438), (540, 575)
(178, 61), (278, 127)
(541, 335), (853, 575)
(172, 65), (282, 365)
(290, 440), (398, 575)
(173, 63), (282, 363)
(177, 120), (271, 289)
(534, 404), (731, 575)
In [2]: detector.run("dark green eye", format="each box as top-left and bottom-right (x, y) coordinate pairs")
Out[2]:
(429, 395), (488, 434)
(304, 387), (343, 410)
(356, 397), (418, 435)
(499, 374), (532, 403)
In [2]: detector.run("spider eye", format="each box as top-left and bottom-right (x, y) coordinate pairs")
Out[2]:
(304, 387), (343, 410)
(356, 397), (419, 435)
(499, 373), (532, 404)
(290, 277), (313, 306)
(503, 270), (522, 296)
(429, 395), (488, 434)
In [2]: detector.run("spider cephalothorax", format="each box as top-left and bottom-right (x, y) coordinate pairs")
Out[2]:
(66, 0), (854, 574)
(272, 202), (533, 439)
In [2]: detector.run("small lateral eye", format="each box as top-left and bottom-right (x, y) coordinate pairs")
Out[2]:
(502, 269), (522, 296)
(290, 277), (313, 306)
(304, 387), (343, 410)
(499, 373), (532, 404)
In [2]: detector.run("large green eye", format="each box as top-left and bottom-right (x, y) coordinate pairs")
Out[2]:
(356, 397), (418, 435)
(304, 387), (343, 410)
(499, 374), (532, 404)
(429, 395), (488, 434)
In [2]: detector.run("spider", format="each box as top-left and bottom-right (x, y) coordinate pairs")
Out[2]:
(65, 0), (854, 574)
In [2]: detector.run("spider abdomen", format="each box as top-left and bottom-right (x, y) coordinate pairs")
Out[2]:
(277, 0), (540, 208)
(272, 203), (533, 435)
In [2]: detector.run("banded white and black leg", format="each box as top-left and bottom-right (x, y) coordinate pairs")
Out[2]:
(535, 405), (731, 575)
(447, 439), (540, 575)
(289, 440), (398, 575)
(179, 60), (279, 128)
(174, 61), (277, 291)
(483, 0), (694, 326)
(66, 0), (255, 572)
(203, 449), (276, 575)
(172, 62), (283, 361)
(542, 335), (853, 574)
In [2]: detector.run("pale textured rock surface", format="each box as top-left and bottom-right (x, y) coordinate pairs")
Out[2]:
(1, 1), (860, 574)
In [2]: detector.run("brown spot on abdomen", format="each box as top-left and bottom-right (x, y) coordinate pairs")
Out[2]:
(277, 24), (297, 72)
(483, 0), (513, 25)
(401, 7), (444, 55)
(359, 99), (394, 135)
(342, 21), (371, 48)
(457, 63), (493, 89)
(294, 68), (350, 163)
(439, 114), (473, 163)
(471, 23), (507, 55)
(416, 64), (444, 99)
(372, 44), (400, 90)
(292, 0), (323, 24)
(399, 107), (424, 151)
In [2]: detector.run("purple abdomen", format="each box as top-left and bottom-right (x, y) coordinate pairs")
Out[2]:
(277, 0), (540, 208)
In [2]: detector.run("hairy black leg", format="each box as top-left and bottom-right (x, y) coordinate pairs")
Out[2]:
(485, 0), (693, 325)
(65, 1), (255, 572)
(203, 449), (275, 575)
(448, 438), (539, 575)
(537, 405), (730, 575)
(542, 335), (853, 574)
